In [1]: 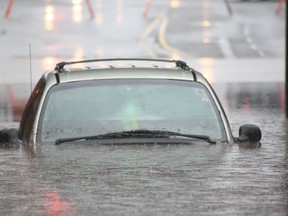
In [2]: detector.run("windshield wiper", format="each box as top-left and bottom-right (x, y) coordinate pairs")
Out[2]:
(54, 129), (216, 145)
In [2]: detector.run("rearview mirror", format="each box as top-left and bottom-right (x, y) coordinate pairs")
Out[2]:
(238, 124), (261, 143)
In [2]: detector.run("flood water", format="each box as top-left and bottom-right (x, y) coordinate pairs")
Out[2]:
(0, 82), (287, 216)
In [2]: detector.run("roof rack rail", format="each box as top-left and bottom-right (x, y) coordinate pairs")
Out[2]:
(54, 58), (196, 73)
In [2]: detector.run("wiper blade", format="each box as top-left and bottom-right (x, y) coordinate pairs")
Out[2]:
(54, 129), (216, 145)
(144, 130), (217, 144)
(55, 130), (168, 145)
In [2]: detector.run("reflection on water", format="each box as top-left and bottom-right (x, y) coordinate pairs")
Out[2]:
(224, 82), (284, 112)
(44, 5), (55, 31)
(0, 82), (287, 215)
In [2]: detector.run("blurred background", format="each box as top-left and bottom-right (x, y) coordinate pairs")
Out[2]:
(0, 0), (285, 126)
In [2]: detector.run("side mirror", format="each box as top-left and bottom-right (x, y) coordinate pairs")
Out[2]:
(238, 124), (261, 143)
(0, 129), (22, 144)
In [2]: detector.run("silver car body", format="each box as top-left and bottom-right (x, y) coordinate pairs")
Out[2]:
(19, 59), (234, 144)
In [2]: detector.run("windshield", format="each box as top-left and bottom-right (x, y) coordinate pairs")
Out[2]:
(38, 79), (225, 143)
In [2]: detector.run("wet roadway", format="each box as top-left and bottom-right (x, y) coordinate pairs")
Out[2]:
(0, 0), (287, 215)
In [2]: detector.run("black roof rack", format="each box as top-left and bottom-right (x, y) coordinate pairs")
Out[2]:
(54, 58), (197, 79)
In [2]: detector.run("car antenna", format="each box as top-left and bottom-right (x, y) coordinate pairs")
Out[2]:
(29, 43), (33, 93)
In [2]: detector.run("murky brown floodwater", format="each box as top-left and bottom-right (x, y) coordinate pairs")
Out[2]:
(0, 83), (287, 216)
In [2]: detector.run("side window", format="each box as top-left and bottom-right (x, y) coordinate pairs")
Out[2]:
(18, 78), (46, 142)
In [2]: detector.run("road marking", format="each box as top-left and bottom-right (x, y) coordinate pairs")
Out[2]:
(218, 37), (235, 59)
(140, 16), (184, 58)
(140, 16), (162, 41)
(158, 16), (184, 58)
(141, 15), (266, 59)
(140, 16), (163, 58)
(243, 24), (266, 57)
